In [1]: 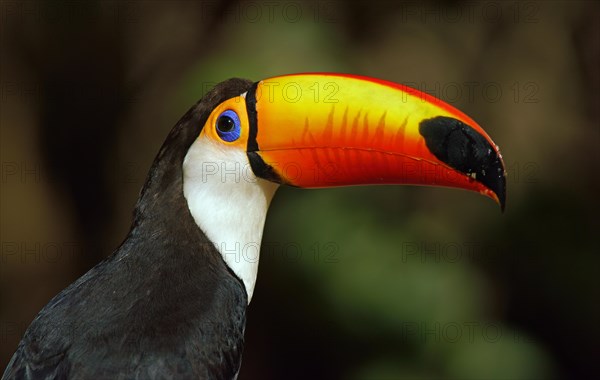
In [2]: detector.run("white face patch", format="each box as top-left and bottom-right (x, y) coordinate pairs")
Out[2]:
(183, 135), (279, 303)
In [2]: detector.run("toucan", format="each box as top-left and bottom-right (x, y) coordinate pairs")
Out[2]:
(2, 73), (505, 380)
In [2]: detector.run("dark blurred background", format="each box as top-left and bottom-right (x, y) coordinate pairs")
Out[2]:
(1, 1), (598, 379)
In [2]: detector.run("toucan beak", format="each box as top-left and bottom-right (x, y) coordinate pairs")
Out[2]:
(245, 73), (506, 210)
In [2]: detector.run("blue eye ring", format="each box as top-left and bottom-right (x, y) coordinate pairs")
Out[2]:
(215, 110), (241, 142)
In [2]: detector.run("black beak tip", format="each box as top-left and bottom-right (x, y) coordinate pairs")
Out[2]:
(493, 167), (507, 213)
(478, 146), (506, 213)
(419, 116), (506, 213)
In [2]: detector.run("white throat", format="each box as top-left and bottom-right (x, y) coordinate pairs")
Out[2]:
(183, 136), (278, 303)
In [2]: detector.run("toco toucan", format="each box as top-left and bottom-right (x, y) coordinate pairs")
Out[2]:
(2, 73), (505, 380)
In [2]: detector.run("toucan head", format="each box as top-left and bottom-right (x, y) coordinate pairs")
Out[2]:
(176, 73), (506, 301)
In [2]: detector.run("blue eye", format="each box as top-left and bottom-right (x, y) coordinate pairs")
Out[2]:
(215, 110), (241, 142)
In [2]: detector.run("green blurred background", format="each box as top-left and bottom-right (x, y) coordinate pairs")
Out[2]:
(1, 1), (598, 379)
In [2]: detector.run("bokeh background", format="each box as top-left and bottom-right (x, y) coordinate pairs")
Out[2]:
(1, 1), (598, 379)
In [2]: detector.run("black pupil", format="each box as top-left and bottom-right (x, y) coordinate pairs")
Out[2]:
(217, 116), (235, 133)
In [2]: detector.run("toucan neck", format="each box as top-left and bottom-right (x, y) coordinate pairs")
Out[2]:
(183, 135), (279, 303)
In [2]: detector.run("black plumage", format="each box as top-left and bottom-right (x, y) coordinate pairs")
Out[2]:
(2, 78), (254, 380)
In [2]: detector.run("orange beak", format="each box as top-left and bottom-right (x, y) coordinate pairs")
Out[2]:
(245, 73), (506, 210)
